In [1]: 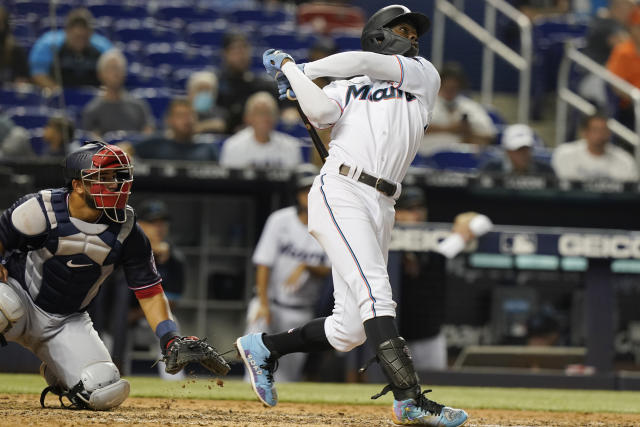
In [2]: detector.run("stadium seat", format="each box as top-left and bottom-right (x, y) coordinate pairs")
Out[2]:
(333, 34), (362, 52)
(229, 8), (292, 25)
(186, 21), (230, 48)
(261, 32), (318, 51)
(155, 5), (219, 22)
(130, 88), (172, 121)
(88, 4), (148, 19)
(423, 151), (480, 171)
(13, 0), (73, 18)
(58, 88), (98, 109)
(146, 44), (210, 68)
(0, 87), (44, 108)
(115, 27), (179, 44)
(6, 106), (62, 129)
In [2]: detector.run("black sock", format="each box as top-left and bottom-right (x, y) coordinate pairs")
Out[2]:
(262, 317), (331, 358)
(363, 316), (399, 351)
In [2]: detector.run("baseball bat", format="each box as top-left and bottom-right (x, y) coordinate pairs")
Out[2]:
(286, 89), (329, 162)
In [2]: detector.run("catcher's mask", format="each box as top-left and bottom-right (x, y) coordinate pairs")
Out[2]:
(361, 4), (430, 57)
(63, 142), (133, 223)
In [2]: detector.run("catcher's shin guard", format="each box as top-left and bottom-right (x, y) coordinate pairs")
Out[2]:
(362, 336), (421, 401)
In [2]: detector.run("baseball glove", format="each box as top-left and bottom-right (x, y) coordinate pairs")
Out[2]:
(162, 336), (230, 376)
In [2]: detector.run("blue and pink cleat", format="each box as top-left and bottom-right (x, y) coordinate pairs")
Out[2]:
(236, 333), (278, 407)
(392, 391), (468, 426)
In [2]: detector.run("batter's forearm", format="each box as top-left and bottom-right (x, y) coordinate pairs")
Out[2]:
(304, 51), (402, 83)
(138, 292), (173, 332)
(282, 62), (341, 125)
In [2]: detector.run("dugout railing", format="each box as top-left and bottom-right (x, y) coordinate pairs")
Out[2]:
(431, 0), (533, 123)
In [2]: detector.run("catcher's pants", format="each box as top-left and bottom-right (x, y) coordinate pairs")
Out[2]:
(308, 172), (397, 353)
(3, 277), (115, 389)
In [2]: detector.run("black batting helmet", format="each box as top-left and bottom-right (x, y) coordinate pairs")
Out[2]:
(361, 4), (430, 57)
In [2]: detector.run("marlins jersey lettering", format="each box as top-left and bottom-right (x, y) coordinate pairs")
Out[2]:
(0, 188), (161, 314)
(253, 206), (329, 307)
(314, 55), (440, 183)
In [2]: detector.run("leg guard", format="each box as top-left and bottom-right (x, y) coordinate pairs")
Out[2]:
(41, 361), (130, 410)
(0, 282), (25, 345)
(366, 337), (420, 401)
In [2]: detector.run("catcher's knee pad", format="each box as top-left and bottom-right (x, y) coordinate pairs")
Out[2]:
(0, 281), (24, 336)
(375, 337), (420, 401)
(75, 362), (130, 410)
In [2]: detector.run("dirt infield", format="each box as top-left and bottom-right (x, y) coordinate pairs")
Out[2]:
(2, 393), (640, 426)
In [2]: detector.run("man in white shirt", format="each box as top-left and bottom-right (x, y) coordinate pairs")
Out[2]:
(219, 91), (303, 169)
(552, 114), (638, 182)
(419, 62), (497, 156)
(244, 166), (331, 382)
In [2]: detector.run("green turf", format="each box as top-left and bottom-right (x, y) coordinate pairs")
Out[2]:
(1, 373), (639, 414)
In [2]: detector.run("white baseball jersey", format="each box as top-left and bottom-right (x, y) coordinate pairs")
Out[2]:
(220, 128), (303, 169)
(252, 206), (329, 307)
(312, 56), (439, 183)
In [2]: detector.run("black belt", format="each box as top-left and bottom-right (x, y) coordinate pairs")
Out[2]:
(270, 299), (314, 310)
(339, 164), (397, 197)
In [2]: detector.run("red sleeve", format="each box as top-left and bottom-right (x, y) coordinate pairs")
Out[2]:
(134, 282), (164, 299)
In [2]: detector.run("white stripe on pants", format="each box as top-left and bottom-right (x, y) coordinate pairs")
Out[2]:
(308, 173), (397, 352)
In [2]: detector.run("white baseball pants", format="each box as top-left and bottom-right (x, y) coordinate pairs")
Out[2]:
(308, 173), (397, 353)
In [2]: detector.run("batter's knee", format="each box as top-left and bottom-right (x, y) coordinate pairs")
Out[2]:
(74, 362), (130, 410)
(325, 316), (367, 352)
(0, 281), (25, 337)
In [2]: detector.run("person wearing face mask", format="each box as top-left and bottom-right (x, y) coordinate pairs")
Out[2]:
(82, 49), (155, 137)
(0, 7), (29, 84)
(186, 71), (228, 134)
(419, 62), (497, 157)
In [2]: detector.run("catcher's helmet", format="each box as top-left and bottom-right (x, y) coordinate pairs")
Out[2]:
(64, 141), (133, 223)
(361, 5), (430, 57)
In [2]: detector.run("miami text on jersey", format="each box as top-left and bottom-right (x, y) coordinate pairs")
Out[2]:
(345, 84), (417, 106)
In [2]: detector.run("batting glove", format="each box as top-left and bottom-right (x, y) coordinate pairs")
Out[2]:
(263, 48), (294, 77)
(275, 72), (295, 100)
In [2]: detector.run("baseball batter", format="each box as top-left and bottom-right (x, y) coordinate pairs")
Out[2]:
(245, 167), (331, 382)
(237, 5), (468, 426)
(0, 142), (228, 410)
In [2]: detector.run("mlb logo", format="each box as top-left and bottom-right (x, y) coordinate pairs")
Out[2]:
(499, 233), (537, 255)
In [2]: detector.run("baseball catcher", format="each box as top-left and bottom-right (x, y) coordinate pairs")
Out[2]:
(0, 142), (229, 411)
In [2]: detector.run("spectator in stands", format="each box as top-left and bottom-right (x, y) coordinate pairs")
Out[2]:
(216, 32), (276, 133)
(29, 8), (112, 90)
(82, 49), (154, 137)
(0, 7), (29, 84)
(420, 63), (497, 156)
(606, 5), (640, 130)
(579, 0), (635, 110)
(0, 113), (32, 158)
(481, 124), (555, 176)
(220, 92), (303, 169)
(41, 116), (74, 157)
(552, 113), (638, 181)
(134, 98), (218, 162)
(187, 71), (227, 134)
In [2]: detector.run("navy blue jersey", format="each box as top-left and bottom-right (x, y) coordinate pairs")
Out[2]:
(0, 188), (161, 314)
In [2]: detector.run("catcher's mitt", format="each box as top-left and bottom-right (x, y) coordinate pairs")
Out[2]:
(163, 336), (230, 376)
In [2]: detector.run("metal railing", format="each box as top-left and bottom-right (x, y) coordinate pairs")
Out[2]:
(556, 41), (640, 152)
(431, 0), (532, 123)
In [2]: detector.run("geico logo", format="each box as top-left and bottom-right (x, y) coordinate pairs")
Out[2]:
(389, 229), (451, 251)
(558, 234), (640, 258)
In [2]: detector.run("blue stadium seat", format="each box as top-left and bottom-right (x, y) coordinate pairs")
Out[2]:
(115, 27), (179, 44)
(333, 34), (361, 52)
(7, 106), (60, 129)
(14, 0), (73, 18)
(146, 46), (210, 68)
(0, 87), (44, 108)
(155, 5), (219, 22)
(229, 8), (292, 25)
(261, 32), (318, 51)
(423, 151), (480, 171)
(58, 88), (98, 109)
(187, 21), (229, 48)
(126, 72), (166, 89)
(130, 88), (172, 121)
(276, 122), (309, 139)
(88, 4), (148, 19)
